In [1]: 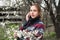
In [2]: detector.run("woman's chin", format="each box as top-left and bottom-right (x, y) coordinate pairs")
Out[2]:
(31, 16), (37, 19)
(31, 17), (35, 19)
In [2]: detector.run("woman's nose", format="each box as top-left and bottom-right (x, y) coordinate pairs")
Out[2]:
(31, 12), (34, 14)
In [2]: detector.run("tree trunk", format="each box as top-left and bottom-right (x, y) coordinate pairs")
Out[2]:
(44, 0), (60, 39)
(55, 0), (60, 38)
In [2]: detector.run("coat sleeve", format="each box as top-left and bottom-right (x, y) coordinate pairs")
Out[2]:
(19, 21), (28, 30)
(19, 26), (24, 30)
(34, 23), (44, 37)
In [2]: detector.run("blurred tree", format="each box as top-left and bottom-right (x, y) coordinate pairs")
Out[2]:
(44, 0), (60, 39)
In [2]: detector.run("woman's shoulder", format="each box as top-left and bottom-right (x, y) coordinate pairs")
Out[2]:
(34, 21), (44, 29)
(36, 19), (44, 24)
(38, 21), (44, 24)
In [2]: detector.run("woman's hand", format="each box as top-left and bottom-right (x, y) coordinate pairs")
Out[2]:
(33, 30), (43, 39)
(26, 12), (30, 21)
(13, 31), (18, 38)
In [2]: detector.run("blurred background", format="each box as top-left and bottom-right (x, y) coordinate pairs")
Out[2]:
(0, 0), (60, 40)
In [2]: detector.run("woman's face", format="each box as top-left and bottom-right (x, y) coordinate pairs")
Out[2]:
(30, 6), (39, 19)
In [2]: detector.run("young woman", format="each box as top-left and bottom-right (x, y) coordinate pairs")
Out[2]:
(14, 3), (44, 40)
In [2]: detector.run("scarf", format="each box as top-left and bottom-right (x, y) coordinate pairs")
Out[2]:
(23, 16), (41, 29)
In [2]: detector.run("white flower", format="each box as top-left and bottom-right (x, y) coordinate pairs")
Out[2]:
(17, 31), (22, 38)
(6, 30), (10, 34)
(8, 36), (12, 39)
(12, 28), (14, 31)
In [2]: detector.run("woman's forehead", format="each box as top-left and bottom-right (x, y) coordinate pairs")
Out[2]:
(30, 6), (38, 10)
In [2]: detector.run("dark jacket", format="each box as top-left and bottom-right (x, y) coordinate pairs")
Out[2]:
(19, 16), (44, 35)
(17, 17), (44, 40)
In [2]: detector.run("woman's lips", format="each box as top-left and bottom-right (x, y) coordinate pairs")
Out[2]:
(31, 15), (35, 17)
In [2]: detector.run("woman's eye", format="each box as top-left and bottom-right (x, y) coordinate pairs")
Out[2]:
(33, 10), (37, 12)
(30, 10), (37, 12)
